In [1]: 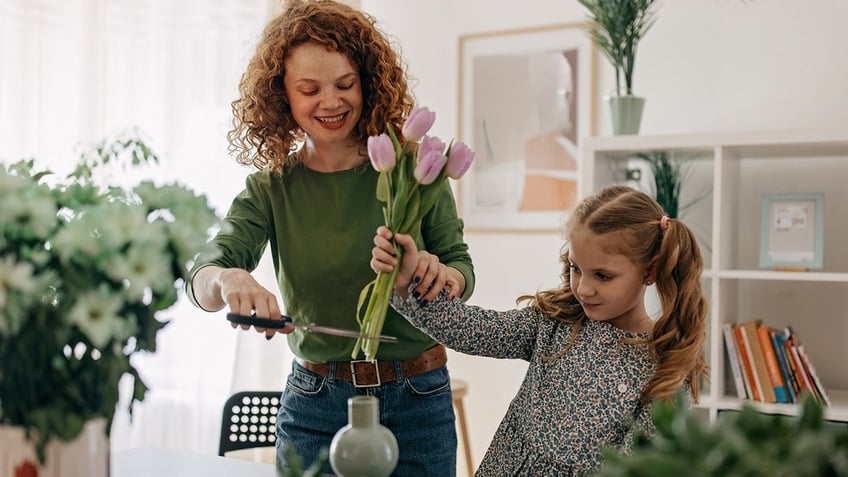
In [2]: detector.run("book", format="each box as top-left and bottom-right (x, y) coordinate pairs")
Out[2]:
(735, 323), (762, 402)
(722, 323), (748, 399)
(740, 320), (776, 403)
(757, 324), (789, 403)
(788, 326), (831, 407)
(770, 330), (798, 403)
(782, 327), (816, 400)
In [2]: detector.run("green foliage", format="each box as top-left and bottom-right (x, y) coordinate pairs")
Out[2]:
(597, 393), (848, 477)
(577, 0), (659, 96)
(0, 130), (221, 463)
(276, 446), (330, 477)
(633, 150), (711, 219)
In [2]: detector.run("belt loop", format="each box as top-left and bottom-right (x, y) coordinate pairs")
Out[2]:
(393, 360), (404, 381)
(328, 361), (337, 384)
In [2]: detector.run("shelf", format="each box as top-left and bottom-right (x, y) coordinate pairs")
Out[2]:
(584, 128), (848, 156)
(715, 270), (848, 282)
(584, 129), (848, 426)
(713, 390), (848, 423)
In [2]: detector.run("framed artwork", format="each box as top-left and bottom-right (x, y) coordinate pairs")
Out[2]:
(457, 23), (596, 232)
(759, 193), (824, 270)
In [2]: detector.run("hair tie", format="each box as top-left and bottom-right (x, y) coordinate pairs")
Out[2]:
(660, 215), (670, 231)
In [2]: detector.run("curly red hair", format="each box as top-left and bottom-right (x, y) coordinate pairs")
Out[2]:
(227, 0), (414, 173)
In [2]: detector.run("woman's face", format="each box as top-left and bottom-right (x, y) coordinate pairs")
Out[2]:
(567, 227), (651, 332)
(284, 42), (363, 147)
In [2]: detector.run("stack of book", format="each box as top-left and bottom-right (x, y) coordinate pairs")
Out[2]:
(722, 320), (830, 405)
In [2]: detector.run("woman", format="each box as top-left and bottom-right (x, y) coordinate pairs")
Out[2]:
(186, 1), (474, 475)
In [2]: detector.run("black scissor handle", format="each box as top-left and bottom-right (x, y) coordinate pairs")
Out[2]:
(226, 313), (292, 329)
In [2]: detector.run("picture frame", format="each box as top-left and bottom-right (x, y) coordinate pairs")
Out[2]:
(759, 193), (824, 270)
(457, 23), (596, 232)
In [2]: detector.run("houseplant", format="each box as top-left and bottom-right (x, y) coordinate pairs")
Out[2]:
(634, 150), (711, 219)
(0, 130), (220, 475)
(577, 0), (659, 135)
(597, 392), (848, 476)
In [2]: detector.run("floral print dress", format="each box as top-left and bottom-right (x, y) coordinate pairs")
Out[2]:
(392, 293), (657, 476)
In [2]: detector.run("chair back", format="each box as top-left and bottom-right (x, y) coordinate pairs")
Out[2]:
(218, 390), (281, 456)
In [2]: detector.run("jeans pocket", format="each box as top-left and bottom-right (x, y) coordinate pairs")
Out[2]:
(285, 365), (325, 397)
(404, 366), (451, 397)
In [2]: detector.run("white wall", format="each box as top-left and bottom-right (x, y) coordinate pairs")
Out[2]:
(360, 0), (848, 471)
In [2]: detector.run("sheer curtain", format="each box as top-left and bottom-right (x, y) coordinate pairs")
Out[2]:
(0, 0), (292, 456)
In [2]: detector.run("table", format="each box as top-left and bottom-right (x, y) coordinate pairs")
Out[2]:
(112, 447), (277, 477)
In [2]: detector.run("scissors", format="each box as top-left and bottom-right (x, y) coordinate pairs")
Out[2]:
(226, 313), (398, 343)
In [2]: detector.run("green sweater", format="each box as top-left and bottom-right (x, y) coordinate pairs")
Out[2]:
(188, 161), (475, 362)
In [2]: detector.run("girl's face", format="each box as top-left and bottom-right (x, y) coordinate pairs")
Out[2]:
(568, 227), (652, 332)
(284, 42), (363, 147)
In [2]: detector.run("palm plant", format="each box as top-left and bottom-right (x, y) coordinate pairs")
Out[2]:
(577, 0), (659, 97)
(634, 150), (710, 219)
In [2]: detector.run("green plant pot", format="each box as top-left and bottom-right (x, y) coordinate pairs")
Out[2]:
(604, 95), (645, 135)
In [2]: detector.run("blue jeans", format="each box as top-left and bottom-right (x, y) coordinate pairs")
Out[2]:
(276, 359), (457, 477)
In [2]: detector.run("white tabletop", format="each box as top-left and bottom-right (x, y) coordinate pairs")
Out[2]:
(112, 447), (277, 477)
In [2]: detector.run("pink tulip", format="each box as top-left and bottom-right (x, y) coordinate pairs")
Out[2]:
(414, 150), (447, 185)
(402, 106), (436, 142)
(417, 135), (445, 160)
(367, 134), (396, 172)
(445, 142), (475, 179)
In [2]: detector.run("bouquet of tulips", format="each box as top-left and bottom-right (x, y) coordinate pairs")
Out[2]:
(352, 107), (475, 360)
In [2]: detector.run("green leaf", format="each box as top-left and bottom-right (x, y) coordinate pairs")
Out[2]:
(376, 171), (389, 203)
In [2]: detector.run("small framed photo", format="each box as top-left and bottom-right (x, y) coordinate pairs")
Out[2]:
(759, 193), (824, 270)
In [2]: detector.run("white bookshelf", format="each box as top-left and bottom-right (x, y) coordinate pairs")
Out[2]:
(582, 129), (848, 423)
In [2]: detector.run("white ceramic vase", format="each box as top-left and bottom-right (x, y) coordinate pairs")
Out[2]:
(0, 419), (109, 477)
(329, 396), (398, 477)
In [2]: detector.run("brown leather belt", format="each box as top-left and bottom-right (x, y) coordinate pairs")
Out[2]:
(297, 344), (447, 388)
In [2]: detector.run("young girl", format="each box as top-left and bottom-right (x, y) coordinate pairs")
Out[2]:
(371, 185), (708, 476)
(187, 1), (474, 474)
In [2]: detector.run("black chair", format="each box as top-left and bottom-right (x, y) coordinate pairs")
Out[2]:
(218, 390), (281, 456)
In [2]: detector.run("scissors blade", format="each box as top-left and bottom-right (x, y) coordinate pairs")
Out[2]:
(295, 323), (398, 343)
(225, 313), (397, 343)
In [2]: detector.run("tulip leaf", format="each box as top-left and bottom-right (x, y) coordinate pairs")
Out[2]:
(376, 171), (389, 203)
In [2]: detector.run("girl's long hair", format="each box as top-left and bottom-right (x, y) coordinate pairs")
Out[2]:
(520, 185), (708, 403)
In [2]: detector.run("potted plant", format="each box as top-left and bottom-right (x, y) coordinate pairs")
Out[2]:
(577, 0), (659, 135)
(597, 393), (848, 476)
(634, 150), (711, 219)
(0, 131), (220, 476)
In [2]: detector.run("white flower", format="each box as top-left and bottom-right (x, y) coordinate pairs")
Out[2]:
(109, 241), (172, 300)
(0, 255), (37, 300)
(67, 286), (130, 348)
(0, 255), (38, 335)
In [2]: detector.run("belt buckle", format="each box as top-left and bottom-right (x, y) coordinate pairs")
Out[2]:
(350, 360), (381, 388)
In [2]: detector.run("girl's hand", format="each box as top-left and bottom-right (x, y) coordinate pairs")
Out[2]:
(370, 226), (463, 301)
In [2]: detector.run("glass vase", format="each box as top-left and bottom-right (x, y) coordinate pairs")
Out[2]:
(329, 396), (398, 477)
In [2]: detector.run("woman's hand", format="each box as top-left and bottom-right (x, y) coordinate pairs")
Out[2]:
(195, 266), (293, 339)
(371, 226), (463, 301)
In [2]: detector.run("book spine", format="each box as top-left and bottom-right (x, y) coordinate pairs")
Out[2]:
(757, 324), (789, 403)
(742, 320), (775, 403)
(783, 328), (815, 399)
(735, 324), (762, 401)
(769, 329), (797, 403)
(722, 323), (747, 399)
(797, 345), (831, 407)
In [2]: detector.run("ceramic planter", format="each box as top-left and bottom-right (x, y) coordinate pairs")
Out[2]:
(0, 419), (109, 477)
(604, 95), (646, 135)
